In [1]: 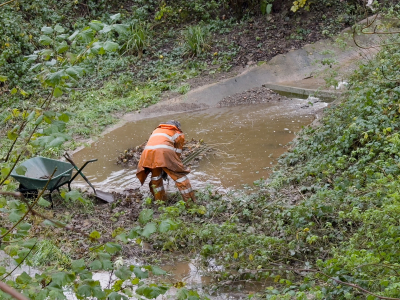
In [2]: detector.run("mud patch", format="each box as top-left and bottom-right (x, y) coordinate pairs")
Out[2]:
(218, 86), (287, 107)
(116, 139), (214, 168)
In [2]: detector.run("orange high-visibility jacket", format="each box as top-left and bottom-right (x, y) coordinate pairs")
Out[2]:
(136, 124), (188, 185)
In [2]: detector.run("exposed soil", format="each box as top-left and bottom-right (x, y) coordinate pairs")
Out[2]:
(218, 86), (287, 106)
(116, 139), (214, 168)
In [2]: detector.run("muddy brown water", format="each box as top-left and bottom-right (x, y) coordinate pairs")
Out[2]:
(72, 98), (327, 194)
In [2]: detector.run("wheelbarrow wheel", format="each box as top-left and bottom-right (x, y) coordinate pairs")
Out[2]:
(18, 184), (39, 199)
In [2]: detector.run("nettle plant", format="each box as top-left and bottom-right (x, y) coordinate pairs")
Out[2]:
(0, 14), (201, 300)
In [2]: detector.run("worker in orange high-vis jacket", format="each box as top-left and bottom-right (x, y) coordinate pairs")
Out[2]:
(136, 120), (196, 203)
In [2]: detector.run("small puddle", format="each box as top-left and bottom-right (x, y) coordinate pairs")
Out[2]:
(72, 98), (326, 192)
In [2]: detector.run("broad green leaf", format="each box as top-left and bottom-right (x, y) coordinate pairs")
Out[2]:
(132, 266), (148, 279)
(136, 285), (168, 299)
(141, 222), (157, 238)
(19, 223), (32, 231)
(99, 24), (113, 34)
(29, 63), (42, 72)
(66, 66), (85, 79)
(7, 130), (18, 141)
(78, 29), (95, 43)
(110, 13), (121, 21)
(105, 242), (122, 254)
(15, 165), (27, 176)
(45, 70), (66, 87)
(37, 197), (51, 208)
(115, 266), (132, 280)
(159, 219), (179, 233)
(65, 190), (83, 201)
(56, 41), (69, 54)
(16, 272), (32, 284)
(52, 271), (75, 286)
(41, 26), (54, 35)
(27, 111), (36, 122)
(47, 136), (68, 147)
(128, 226), (142, 239)
(9, 211), (23, 222)
(138, 209), (153, 225)
(10, 88), (17, 95)
(89, 230), (101, 239)
(58, 113), (70, 122)
(77, 285), (92, 297)
(115, 233), (128, 243)
(151, 266), (166, 275)
(0, 75), (7, 82)
(113, 24), (129, 35)
(20, 89), (28, 97)
(103, 41), (119, 52)
(1, 167), (10, 178)
(39, 35), (53, 45)
(89, 20), (104, 31)
(54, 24), (65, 33)
(68, 30), (80, 41)
(66, 52), (77, 64)
(71, 259), (85, 272)
(108, 292), (128, 300)
(34, 115), (44, 125)
(53, 87), (63, 98)
(89, 260), (102, 270)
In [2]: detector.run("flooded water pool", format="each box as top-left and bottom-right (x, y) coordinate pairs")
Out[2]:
(72, 99), (326, 192)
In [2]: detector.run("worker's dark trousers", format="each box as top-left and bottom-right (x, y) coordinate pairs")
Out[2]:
(149, 167), (195, 202)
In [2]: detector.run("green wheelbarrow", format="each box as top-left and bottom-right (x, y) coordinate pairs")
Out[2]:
(11, 155), (114, 208)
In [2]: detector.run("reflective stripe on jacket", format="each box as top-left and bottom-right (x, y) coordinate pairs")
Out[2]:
(136, 124), (188, 185)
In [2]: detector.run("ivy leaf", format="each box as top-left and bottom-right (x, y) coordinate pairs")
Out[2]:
(139, 209), (153, 225)
(115, 266), (132, 280)
(39, 35), (53, 46)
(141, 222), (157, 238)
(41, 26), (54, 35)
(103, 41), (119, 52)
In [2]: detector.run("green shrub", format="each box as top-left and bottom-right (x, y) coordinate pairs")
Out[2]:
(182, 25), (211, 57)
(120, 22), (151, 57)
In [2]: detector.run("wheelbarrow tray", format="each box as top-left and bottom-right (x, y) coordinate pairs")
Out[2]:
(11, 157), (73, 191)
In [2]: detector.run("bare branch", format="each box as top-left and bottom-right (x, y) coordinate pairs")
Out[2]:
(0, 0), (17, 8)
(0, 281), (30, 300)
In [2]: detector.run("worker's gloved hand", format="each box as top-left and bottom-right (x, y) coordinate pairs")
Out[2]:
(161, 170), (168, 181)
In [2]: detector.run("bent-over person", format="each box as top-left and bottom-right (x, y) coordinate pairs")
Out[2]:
(136, 120), (196, 203)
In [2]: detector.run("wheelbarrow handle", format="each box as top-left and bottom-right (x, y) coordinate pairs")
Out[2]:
(64, 153), (97, 193)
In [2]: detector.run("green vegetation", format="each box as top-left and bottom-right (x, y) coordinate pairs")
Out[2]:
(1, 0), (396, 299)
